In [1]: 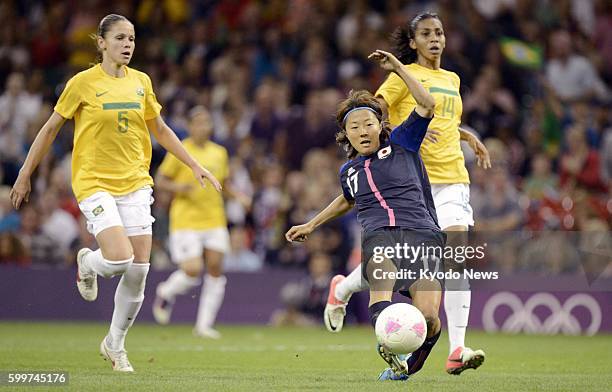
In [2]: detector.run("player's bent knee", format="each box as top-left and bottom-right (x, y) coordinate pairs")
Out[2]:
(420, 308), (439, 327)
(99, 255), (134, 278)
(101, 247), (134, 263)
(180, 259), (203, 277)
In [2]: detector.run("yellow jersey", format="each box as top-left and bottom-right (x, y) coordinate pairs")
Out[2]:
(376, 63), (469, 184)
(54, 64), (162, 201)
(158, 138), (229, 232)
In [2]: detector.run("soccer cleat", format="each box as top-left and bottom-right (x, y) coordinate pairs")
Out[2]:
(99, 337), (134, 372)
(378, 367), (410, 381)
(193, 327), (221, 339)
(152, 293), (174, 325)
(377, 344), (409, 376)
(324, 275), (348, 333)
(76, 248), (97, 302)
(446, 346), (486, 375)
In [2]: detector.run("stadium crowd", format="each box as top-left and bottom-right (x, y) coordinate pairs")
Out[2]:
(0, 0), (610, 305)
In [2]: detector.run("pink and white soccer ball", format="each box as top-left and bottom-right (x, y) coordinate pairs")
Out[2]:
(375, 303), (427, 354)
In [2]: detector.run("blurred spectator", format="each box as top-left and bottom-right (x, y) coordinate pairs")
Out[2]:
(463, 66), (517, 140)
(223, 225), (262, 272)
(0, 231), (27, 266)
(0, 72), (42, 182)
(17, 204), (63, 266)
(545, 30), (609, 102)
(475, 165), (523, 232)
(38, 189), (79, 263)
(0, 185), (20, 232)
(560, 125), (607, 194)
(523, 153), (559, 201)
(270, 252), (332, 326)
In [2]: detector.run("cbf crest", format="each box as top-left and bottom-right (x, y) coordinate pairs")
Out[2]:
(136, 87), (145, 97)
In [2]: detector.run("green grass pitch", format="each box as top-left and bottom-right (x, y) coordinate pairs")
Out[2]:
(1, 322), (610, 391)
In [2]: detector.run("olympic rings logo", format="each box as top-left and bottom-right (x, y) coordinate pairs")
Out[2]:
(482, 292), (602, 336)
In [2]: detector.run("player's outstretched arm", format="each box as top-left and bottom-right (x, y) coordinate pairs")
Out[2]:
(10, 111), (66, 209)
(147, 116), (222, 192)
(154, 172), (193, 195)
(459, 127), (491, 169)
(368, 49), (435, 118)
(285, 194), (353, 242)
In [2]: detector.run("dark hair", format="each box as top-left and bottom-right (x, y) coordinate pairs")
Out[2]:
(335, 90), (391, 159)
(91, 14), (131, 63)
(391, 12), (441, 64)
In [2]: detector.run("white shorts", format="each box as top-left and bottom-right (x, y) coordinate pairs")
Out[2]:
(169, 228), (230, 262)
(78, 187), (155, 237)
(431, 183), (474, 230)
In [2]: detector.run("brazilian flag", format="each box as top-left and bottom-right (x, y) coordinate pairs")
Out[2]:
(499, 37), (543, 69)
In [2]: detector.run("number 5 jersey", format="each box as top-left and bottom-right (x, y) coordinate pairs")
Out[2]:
(54, 63), (162, 202)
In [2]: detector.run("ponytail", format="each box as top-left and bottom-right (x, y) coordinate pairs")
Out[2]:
(391, 12), (440, 64)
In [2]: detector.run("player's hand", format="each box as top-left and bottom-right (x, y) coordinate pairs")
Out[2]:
(368, 50), (403, 72)
(467, 134), (491, 169)
(192, 164), (222, 192)
(424, 129), (441, 144)
(10, 173), (31, 210)
(236, 193), (252, 210)
(285, 223), (314, 243)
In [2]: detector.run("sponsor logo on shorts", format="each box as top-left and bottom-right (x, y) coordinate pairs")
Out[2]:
(92, 205), (104, 216)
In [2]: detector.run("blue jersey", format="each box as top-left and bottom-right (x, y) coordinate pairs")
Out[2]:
(339, 110), (440, 233)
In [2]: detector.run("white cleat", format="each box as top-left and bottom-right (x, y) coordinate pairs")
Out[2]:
(152, 290), (173, 325)
(324, 303), (347, 333)
(100, 337), (134, 372)
(76, 248), (97, 302)
(324, 275), (349, 333)
(193, 327), (221, 339)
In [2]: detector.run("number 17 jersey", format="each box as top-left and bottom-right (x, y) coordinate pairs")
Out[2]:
(54, 64), (162, 202)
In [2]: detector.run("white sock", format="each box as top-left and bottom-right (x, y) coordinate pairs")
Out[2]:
(444, 290), (471, 354)
(83, 249), (133, 278)
(157, 269), (201, 302)
(335, 264), (369, 303)
(195, 274), (226, 331)
(108, 262), (150, 351)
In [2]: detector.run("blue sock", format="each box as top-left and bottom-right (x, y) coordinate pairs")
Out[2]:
(368, 301), (392, 327)
(407, 328), (441, 375)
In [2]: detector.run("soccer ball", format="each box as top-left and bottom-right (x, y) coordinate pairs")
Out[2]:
(375, 303), (427, 354)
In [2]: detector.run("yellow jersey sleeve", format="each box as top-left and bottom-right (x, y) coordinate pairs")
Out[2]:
(158, 152), (182, 179)
(143, 74), (162, 120)
(54, 75), (82, 119)
(375, 72), (407, 110)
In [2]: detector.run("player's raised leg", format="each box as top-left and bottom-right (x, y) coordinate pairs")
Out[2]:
(324, 264), (369, 332)
(153, 255), (202, 325)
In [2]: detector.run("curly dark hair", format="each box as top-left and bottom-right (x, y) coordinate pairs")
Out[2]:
(392, 12), (441, 64)
(335, 90), (392, 159)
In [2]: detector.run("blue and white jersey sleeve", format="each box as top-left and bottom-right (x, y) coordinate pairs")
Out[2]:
(389, 110), (433, 152)
(339, 162), (355, 203)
